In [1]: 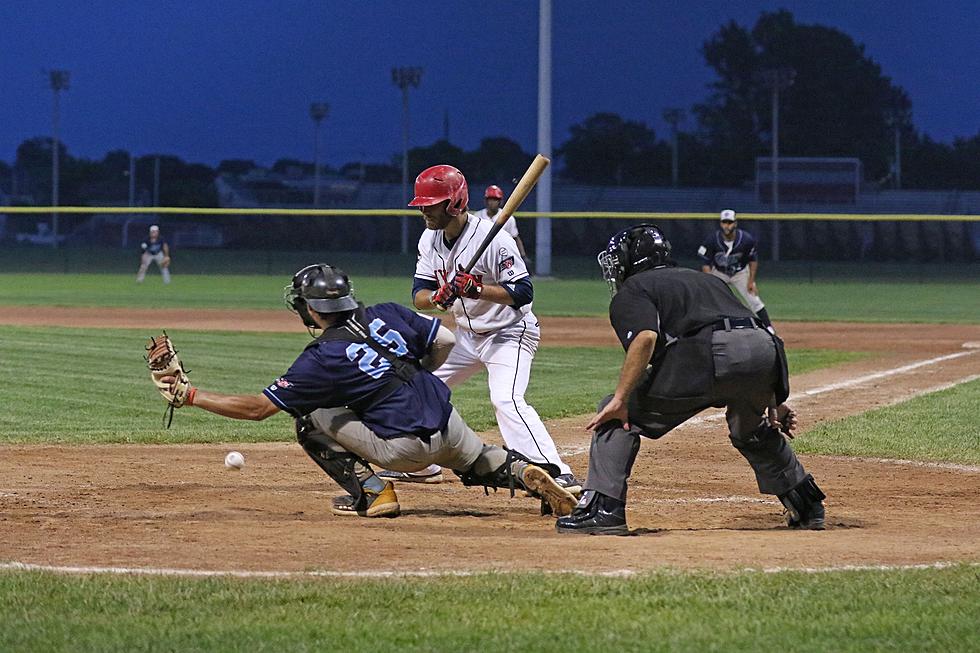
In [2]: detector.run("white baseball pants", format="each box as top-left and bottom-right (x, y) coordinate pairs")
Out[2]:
(711, 268), (764, 313)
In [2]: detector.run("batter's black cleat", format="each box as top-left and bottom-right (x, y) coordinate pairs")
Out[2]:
(554, 473), (583, 497)
(555, 490), (628, 535)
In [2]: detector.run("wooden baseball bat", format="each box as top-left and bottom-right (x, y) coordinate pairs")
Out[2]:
(461, 153), (550, 273)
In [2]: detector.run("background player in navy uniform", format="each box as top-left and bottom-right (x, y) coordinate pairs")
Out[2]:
(698, 210), (772, 329)
(556, 224), (825, 535)
(136, 224), (172, 284)
(158, 263), (577, 519)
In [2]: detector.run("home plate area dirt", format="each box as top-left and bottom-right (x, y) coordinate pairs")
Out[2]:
(1, 312), (978, 574)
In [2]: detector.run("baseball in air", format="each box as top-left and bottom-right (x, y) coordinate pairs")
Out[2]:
(224, 451), (245, 470)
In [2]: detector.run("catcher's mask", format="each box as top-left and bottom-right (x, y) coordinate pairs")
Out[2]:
(284, 264), (359, 328)
(597, 223), (674, 294)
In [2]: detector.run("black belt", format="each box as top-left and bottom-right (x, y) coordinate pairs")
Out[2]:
(712, 316), (762, 332)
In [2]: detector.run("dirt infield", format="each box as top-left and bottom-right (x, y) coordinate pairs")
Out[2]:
(1, 308), (978, 574)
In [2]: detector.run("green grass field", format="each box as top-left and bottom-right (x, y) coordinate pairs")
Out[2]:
(0, 325), (860, 443)
(796, 377), (980, 464)
(1, 270), (976, 652)
(1, 273), (978, 321)
(1, 567), (978, 653)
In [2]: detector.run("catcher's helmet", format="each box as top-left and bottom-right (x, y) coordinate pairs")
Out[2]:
(485, 185), (504, 200)
(284, 263), (358, 328)
(408, 164), (469, 216)
(597, 224), (673, 294)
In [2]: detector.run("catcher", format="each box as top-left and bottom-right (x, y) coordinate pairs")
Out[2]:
(145, 263), (577, 519)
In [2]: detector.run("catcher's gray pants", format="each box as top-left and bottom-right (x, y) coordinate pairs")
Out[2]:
(307, 406), (508, 478)
(584, 327), (807, 502)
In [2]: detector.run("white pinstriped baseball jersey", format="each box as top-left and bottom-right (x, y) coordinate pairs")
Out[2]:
(415, 213), (531, 334)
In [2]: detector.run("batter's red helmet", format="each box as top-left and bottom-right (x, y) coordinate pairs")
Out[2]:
(408, 165), (469, 216)
(485, 185), (504, 200)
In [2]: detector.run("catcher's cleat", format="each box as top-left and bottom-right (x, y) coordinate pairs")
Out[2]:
(378, 466), (444, 484)
(331, 482), (400, 518)
(555, 490), (629, 535)
(520, 465), (577, 517)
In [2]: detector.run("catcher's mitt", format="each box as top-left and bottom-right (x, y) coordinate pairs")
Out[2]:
(146, 333), (194, 426)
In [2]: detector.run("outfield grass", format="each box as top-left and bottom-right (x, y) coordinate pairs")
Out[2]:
(0, 325), (859, 444)
(796, 377), (980, 464)
(1, 567), (977, 652)
(1, 273), (977, 322)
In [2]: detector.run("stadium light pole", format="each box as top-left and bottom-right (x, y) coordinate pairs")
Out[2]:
(885, 108), (907, 190)
(662, 108), (684, 187)
(535, 0), (553, 277)
(48, 69), (70, 248)
(392, 66), (423, 254)
(757, 66), (794, 262)
(310, 102), (329, 207)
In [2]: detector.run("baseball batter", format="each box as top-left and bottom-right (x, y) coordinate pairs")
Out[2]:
(136, 225), (172, 284)
(473, 185), (528, 261)
(698, 210), (772, 329)
(380, 165), (579, 493)
(148, 263), (576, 519)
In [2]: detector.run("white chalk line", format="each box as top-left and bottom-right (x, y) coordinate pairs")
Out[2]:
(1, 560), (976, 579)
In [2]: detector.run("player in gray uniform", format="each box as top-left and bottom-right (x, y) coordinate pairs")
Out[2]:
(136, 225), (172, 284)
(556, 224), (825, 535)
(698, 210), (772, 329)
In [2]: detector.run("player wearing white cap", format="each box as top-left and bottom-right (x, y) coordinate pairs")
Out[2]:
(379, 165), (580, 495)
(136, 225), (172, 284)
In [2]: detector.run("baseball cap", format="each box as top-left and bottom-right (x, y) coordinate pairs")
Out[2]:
(720, 210), (737, 223)
(149, 225), (160, 232)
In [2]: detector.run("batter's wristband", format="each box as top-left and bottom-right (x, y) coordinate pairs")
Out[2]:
(186, 386), (197, 407)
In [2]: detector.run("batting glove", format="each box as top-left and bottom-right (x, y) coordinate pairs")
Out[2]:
(431, 284), (458, 310)
(451, 267), (483, 299)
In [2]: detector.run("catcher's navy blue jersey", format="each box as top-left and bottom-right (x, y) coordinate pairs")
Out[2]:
(697, 229), (758, 276)
(263, 303), (449, 437)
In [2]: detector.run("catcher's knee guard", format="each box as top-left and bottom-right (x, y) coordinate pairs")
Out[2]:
(778, 474), (826, 530)
(295, 416), (369, 507)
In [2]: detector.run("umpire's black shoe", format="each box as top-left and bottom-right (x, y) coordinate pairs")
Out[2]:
(786, 501), (825, 530)
(555, 490), (628, 535)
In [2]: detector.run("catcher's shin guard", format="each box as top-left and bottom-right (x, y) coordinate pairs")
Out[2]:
(295, 416), (370, 509)
(456, 447), (575, 516)
(778, 474), (826, 530)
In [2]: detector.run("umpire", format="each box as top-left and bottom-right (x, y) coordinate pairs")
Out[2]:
(556, 224), (825, 535)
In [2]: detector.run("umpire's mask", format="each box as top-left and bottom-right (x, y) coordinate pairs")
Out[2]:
(597, 224), (673, 294)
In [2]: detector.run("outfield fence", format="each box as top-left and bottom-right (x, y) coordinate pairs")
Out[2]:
(1, 206), (978, 277)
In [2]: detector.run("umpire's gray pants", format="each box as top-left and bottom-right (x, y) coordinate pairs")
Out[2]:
(307, 406), (507, 475)
(584, 327), (807, 502)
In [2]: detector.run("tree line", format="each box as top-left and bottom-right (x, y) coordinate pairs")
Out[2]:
(2, 9), (978, 206)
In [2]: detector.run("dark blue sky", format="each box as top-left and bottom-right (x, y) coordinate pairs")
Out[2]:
(2, 1), (977, 169)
